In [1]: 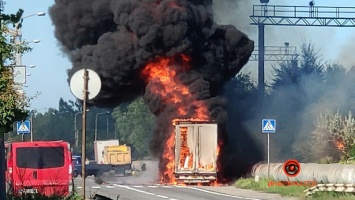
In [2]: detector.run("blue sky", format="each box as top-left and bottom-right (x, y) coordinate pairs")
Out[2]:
(5, 0), (355, 111)
(5, 0), (74, 111)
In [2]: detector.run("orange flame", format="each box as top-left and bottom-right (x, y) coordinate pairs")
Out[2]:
(142, 55), (221, 185)
(334, 139), (345, 152)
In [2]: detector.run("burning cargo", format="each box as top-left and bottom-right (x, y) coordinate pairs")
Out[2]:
(173, 120), (218, 184)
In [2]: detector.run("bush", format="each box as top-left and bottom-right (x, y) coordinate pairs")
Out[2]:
(6, 193), (81, 200)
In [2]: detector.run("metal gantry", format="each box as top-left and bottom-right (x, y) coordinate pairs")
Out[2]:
(250, 5), (355, 27)
(250, 4), (355, 95)
(249, 45), (298, 62)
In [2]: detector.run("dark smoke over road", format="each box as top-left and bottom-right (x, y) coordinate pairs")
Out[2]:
(50, 0), (256, 181)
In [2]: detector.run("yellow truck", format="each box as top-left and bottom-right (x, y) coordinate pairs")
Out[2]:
(86, 140), (133, 184)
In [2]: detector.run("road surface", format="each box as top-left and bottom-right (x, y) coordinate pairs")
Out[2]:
(74, 176), (298, 200)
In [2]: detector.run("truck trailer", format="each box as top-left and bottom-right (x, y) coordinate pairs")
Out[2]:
(173, 120), (218, 184)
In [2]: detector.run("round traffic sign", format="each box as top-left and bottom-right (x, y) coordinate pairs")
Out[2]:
(69, 69), (101, 100)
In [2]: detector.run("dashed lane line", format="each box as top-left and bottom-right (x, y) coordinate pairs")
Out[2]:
(148, 186), (158, 188)
(113, 184), (180, 200)
(188, 187), (262, 200)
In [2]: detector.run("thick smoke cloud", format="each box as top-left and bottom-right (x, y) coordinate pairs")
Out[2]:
(50, 0), (255, 181)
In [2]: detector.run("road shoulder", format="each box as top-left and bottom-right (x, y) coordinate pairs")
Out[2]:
(200, 186), (300, 200)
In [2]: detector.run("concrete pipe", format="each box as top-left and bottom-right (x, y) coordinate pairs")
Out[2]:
(251, 163), (355, 184)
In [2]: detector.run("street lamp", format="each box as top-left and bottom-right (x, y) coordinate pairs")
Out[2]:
(95, 111), (111, 141)
(6, 12), (45, 66)
(22, 12), (46, 19)
(74, 110), (89, 148)
(30, 110), (34, 142)
(29, 108), (48, 142)
(28, 39), (40, 44)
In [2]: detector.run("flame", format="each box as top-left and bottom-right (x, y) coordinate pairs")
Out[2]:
(142, 55), (221, 185)
(334, 139), (345, 152)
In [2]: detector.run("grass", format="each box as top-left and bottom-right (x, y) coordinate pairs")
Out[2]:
(234, 178), (355, 200)
(6, 193), (81, 200)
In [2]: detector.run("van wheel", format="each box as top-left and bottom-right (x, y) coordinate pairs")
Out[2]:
(5, 182), (13, 196)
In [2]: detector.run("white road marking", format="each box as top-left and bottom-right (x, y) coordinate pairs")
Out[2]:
(156, 195), (168, 198)
(162, 186), (173, 188)
(113, 184), (180, 200)
(92, 186), (101, 189)
(106, 186), (115, 188)
(77, 186), (82, 189)
(148, 186), (158, 188)
(133, 185), (144, 188)
(114, 184), (155, 196)
(188, 187), (261, 200)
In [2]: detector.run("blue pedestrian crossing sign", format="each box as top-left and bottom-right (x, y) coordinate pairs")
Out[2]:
(17, 120), (31, 134)
(262, 119), (276, 133)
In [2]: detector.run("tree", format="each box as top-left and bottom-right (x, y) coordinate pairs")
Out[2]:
(0, 9), (31, 132)
(0, 9), (32, 198)
(295, 110), (355, 163)
(264, 43), (326, 161)
(221, 73), (264, 178)
(112, 97), (155, 159)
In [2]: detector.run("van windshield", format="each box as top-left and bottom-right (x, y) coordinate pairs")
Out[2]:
(16, 147), (64, 169)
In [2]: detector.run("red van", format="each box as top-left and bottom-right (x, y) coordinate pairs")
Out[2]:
(5, 141), (72, 196)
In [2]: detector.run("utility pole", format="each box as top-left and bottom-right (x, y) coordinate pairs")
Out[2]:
(106, 115), (109, 139)
(258, 23), (265, 98)
(70, 68), (101, 200)
(81, 69), (88, 199)
(30, 111), (33, 142)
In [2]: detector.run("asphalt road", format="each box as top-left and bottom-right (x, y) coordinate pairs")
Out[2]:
(73, 175), (298, 200)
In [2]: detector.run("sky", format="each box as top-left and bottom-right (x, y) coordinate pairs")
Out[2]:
(5, 0), (355, 111)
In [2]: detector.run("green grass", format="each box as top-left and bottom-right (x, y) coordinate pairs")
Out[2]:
(6, 193), (81, 200)
(234, 178), (355, 200)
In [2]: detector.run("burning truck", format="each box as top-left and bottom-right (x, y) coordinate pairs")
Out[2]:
(172, 119), (218, 184)
(50, 0), (255, 184)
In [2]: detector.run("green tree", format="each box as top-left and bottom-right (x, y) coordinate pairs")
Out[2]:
(112, 97), (155, 159)
(264, 43), (326, 161)
(295, 110), (355, 163)
(222, 73), (264, 177)
(0, 8), (33, 199)
(0, 9), (31, 133)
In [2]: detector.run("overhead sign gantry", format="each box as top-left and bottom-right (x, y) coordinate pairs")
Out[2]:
(250, 1), (355, 96)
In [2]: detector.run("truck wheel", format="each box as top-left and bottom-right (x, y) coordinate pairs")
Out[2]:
(94, 173), (104, 184)
(141, 163), (147, 171)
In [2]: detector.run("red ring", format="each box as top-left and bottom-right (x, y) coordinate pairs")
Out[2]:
(283, 159), (301, 177)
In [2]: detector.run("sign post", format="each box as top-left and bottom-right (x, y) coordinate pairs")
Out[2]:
(70, 69), (101, 199)
(262, 119), (276, 179)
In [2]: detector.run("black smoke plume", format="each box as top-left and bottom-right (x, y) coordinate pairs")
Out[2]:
(50, 0), (255, 181)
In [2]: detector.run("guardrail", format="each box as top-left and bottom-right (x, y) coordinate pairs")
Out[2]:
(304, 184), (355, 196)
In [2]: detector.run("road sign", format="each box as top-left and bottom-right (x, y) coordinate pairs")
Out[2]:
(262, 119), (276, 133)
(70, 69), (101, 100)
(17, 120), (31, 134)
